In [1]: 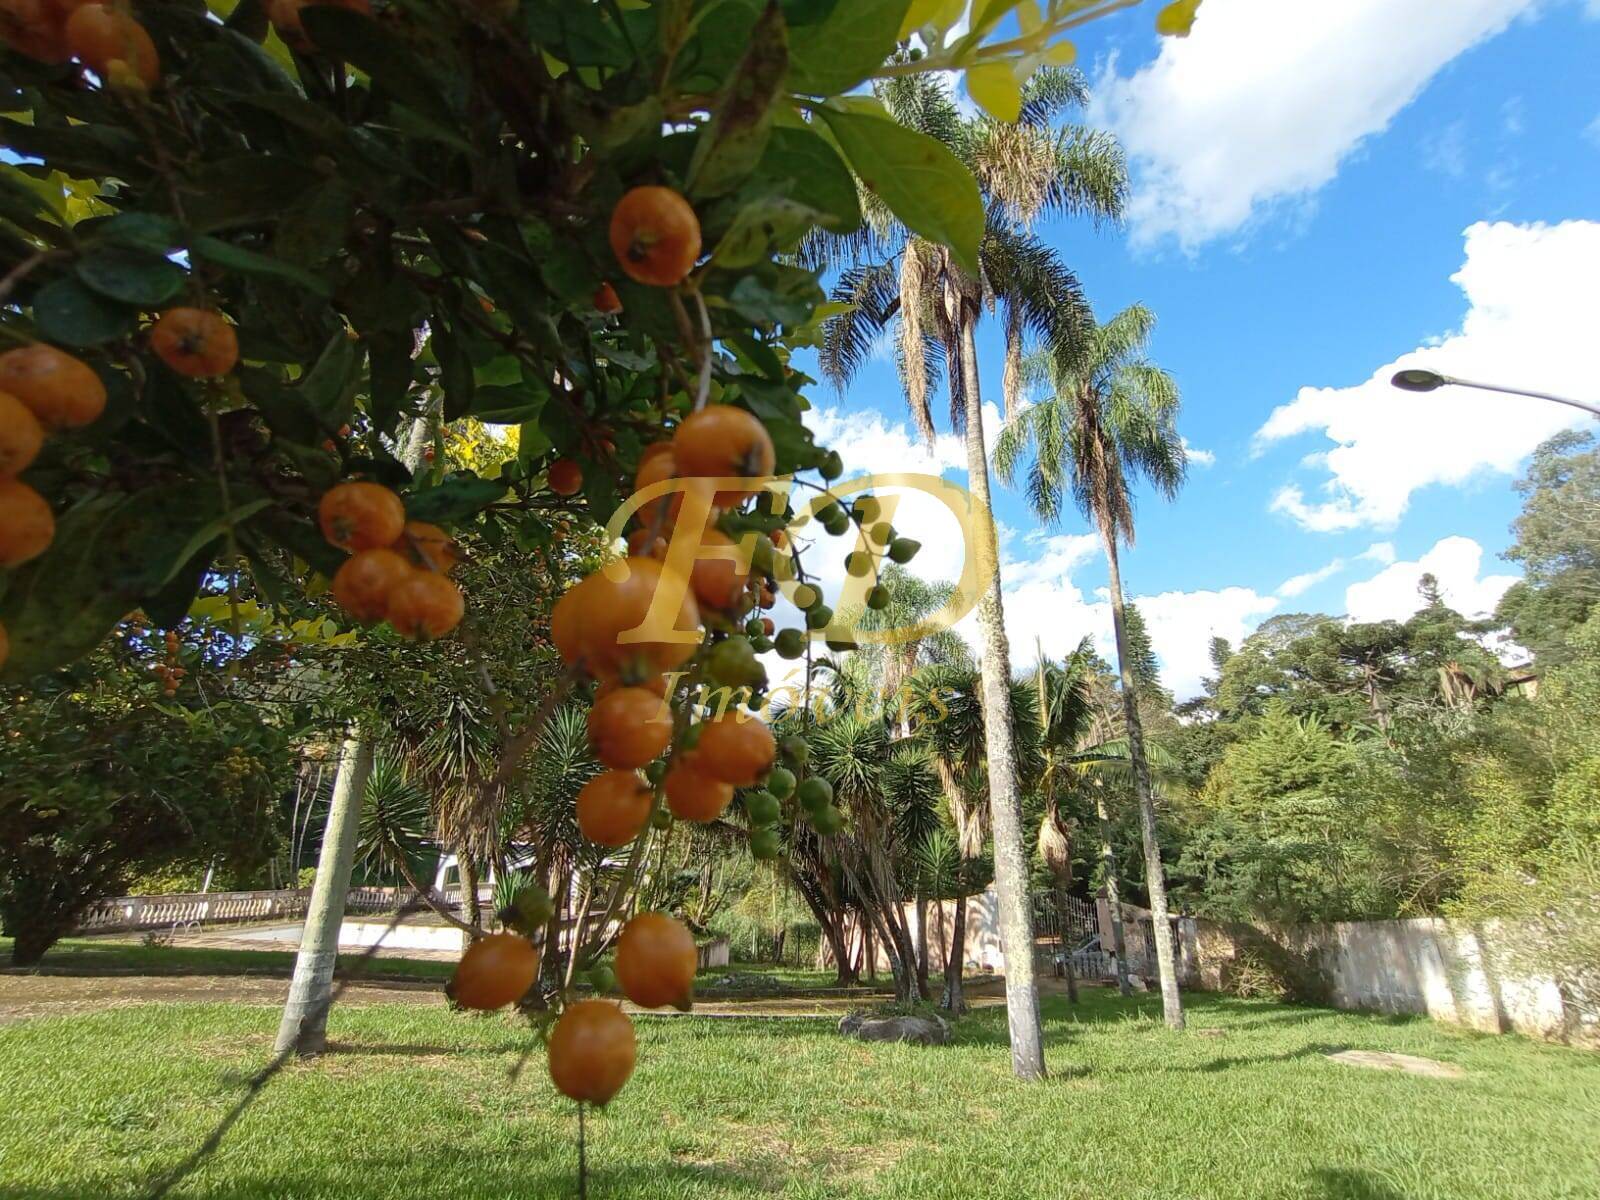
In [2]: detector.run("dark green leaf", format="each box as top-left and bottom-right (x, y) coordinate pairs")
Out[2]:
(91, 212), (183, 253)
(761, 125), (860, 231)
(818, 105), (983, 275)
(191, 234), (332, 296)
(74, 245), (186, 307)
(298, 332), (361, 429)
(0, 118), (145, 179)
(787, 0), (908, 95)
(725, 264), (825, 327)
(472, 384), (548, 426)
(366, 329), (415, 436)
(712, 196), (824, 268)
(275, 180), (354, 267)
(32, 277), (137, 346)
(300, 7), (455, 125)
(405, 473), (508, 525)
(430, 311), (475, 422)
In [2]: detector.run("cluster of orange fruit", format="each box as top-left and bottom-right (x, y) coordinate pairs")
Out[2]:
(320, 482), (466, 639)
(0, 0), (159, 89)
(0, 343), (109, 669)
(152, 627), (184, 698)
(449, 910), (699, 1106)
(1, 0), (373, 86)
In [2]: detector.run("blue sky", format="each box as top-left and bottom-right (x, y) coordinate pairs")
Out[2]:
(789, 0), (1600, 698)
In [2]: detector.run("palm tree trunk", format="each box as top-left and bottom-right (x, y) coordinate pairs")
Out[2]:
(1095, 790), (1133, 997)
(1100, 528), (1184, 1030)
(958, 309), (1046, 1079)
(275, 416), (432, 1056)
(941, 890), (968, 1013)
(914, 893), (931, 1000)
(460, 853), (482, 931)
(274, 733), (374, 1055)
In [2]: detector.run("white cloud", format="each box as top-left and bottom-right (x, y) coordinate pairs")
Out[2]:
(1094, 0), (1535, 249)
(1136, 587), (1281, 699)
(1361, 542), (1398, 565)
(1258, 220), (1600, 531)
(1182, 437), (1215, 467)
(1585, 112), (1600, 148)
(1422, 121), (1469, 179)
(1344, 535), (1519, 623)
(1277, 558), (1346, 599)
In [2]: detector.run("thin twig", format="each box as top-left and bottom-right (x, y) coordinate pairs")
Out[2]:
(691, 289), (714, 412)
(492, 668), (576, 785)
(0, 248), (67, 305)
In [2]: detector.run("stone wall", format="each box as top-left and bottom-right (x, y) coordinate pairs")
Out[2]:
(1181, 915), (1595, 1046)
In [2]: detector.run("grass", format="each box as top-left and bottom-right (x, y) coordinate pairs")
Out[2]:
(0, 937), (456, 982)
(0, 990), (1596, 1200)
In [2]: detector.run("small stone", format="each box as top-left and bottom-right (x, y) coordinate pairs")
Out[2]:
(838, 1013), (950, 1046)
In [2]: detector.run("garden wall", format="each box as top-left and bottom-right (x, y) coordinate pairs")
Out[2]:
(1181, 915), (1595, 1046)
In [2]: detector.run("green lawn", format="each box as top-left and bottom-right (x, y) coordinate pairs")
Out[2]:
(1, 991), (1595, 1200)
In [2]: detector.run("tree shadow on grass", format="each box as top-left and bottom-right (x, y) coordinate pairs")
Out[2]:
(1312, 1167), (1412, 1199)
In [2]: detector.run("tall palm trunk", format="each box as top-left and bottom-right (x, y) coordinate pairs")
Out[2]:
(914, 893), (930, 999)
(942, 891), (968, 1013)
(1095, 789), (1133, 997)
(956, 301), (1046, 1079)
(1099, 526), (1184, 1030)
(276, 415), (433, 1056)
(274, 733), (375, 1055)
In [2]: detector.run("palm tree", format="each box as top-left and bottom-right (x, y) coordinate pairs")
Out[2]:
(993, 303), (1189, 1029)
(819, 68), (1127, 1080)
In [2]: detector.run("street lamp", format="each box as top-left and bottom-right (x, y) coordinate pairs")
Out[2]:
(1390, 369), (1600, 420)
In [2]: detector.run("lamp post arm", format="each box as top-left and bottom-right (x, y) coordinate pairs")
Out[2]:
(1442, 376), (1600, 421)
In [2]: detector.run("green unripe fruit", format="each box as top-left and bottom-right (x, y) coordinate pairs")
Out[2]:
(888, 537), (920, 564)
(815, 502), (842, 524)
(645, 760), (668, 785)
(805, 605), (833, 631)
(514, 886), (556, 930)
(780, 735), (810, 766)
(845, 551), (873, 578)
(795, 775), (832, 811)
(587, 964), (616, 993)
(750, 535), (776, 576)
(708, 638), (760, 686)
(825, 636), (857, 653)
(792, 583), (820, 610)
(745, 618), (765, 637)
(870, 522), (894, 546)
(765, 766), (796, 799)
(851, 496), (881, 522)
(823, 513), (850, 537)
(819, 450), (844, 480)
(810, 805), (845, 835)
(751, 635), (774, 653)
(750, 828), (783, 859)
(775, 628), (807, 659)
(651, 808), (673, 830)
(745, 790), (780, 826)
(866, 585), (891, 611)
(733, 593), (757, 618)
